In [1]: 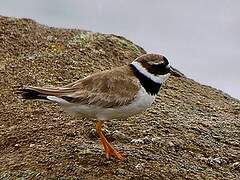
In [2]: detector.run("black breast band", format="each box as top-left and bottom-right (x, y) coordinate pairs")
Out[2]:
(130, 64), (162, 95)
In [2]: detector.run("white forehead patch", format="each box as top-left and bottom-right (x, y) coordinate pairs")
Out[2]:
(131, 61), (170, 84)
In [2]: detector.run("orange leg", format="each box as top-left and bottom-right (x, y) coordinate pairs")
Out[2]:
(96, 121), (124, 160)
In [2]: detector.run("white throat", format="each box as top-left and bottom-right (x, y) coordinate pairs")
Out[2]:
(131, 61), (170, 84)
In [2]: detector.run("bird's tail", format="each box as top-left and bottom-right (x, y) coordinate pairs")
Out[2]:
(18, 86), (73, 104)
(19, 88), (49, 100)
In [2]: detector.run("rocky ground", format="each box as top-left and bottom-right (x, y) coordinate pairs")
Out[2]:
(0, 16), (239, 179)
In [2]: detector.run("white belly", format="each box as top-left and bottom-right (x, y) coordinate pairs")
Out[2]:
(64, 87), (156, 120)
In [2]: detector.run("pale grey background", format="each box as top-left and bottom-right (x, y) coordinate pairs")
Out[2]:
(1, 0), (239, 99)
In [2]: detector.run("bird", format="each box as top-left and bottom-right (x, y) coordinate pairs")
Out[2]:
(19, 53), (171, 160)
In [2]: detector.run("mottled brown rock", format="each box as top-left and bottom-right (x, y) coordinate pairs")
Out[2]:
(0, 15), (239, 179)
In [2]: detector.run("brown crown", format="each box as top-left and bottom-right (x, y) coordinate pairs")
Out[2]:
(134, 54), (170, 75)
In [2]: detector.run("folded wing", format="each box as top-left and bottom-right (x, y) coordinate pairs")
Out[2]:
(20, 66), (140, 108)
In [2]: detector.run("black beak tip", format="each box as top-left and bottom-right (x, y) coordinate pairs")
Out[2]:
(169, 66), (174, 73)
(169, 66), (185, 77)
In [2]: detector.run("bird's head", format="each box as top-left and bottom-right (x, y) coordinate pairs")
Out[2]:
(130, 54), (171, 84)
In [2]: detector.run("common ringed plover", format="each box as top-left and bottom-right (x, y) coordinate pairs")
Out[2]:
(20, 54), (171, 160)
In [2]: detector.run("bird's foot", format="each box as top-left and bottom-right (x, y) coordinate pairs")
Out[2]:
(100, 137), (124, 160)
(96, 121), (124, 160)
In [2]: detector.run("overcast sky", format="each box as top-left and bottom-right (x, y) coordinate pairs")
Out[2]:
(1, 0), (239, 99)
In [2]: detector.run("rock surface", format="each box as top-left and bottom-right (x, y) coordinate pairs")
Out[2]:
(0, 15), (239, 179)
